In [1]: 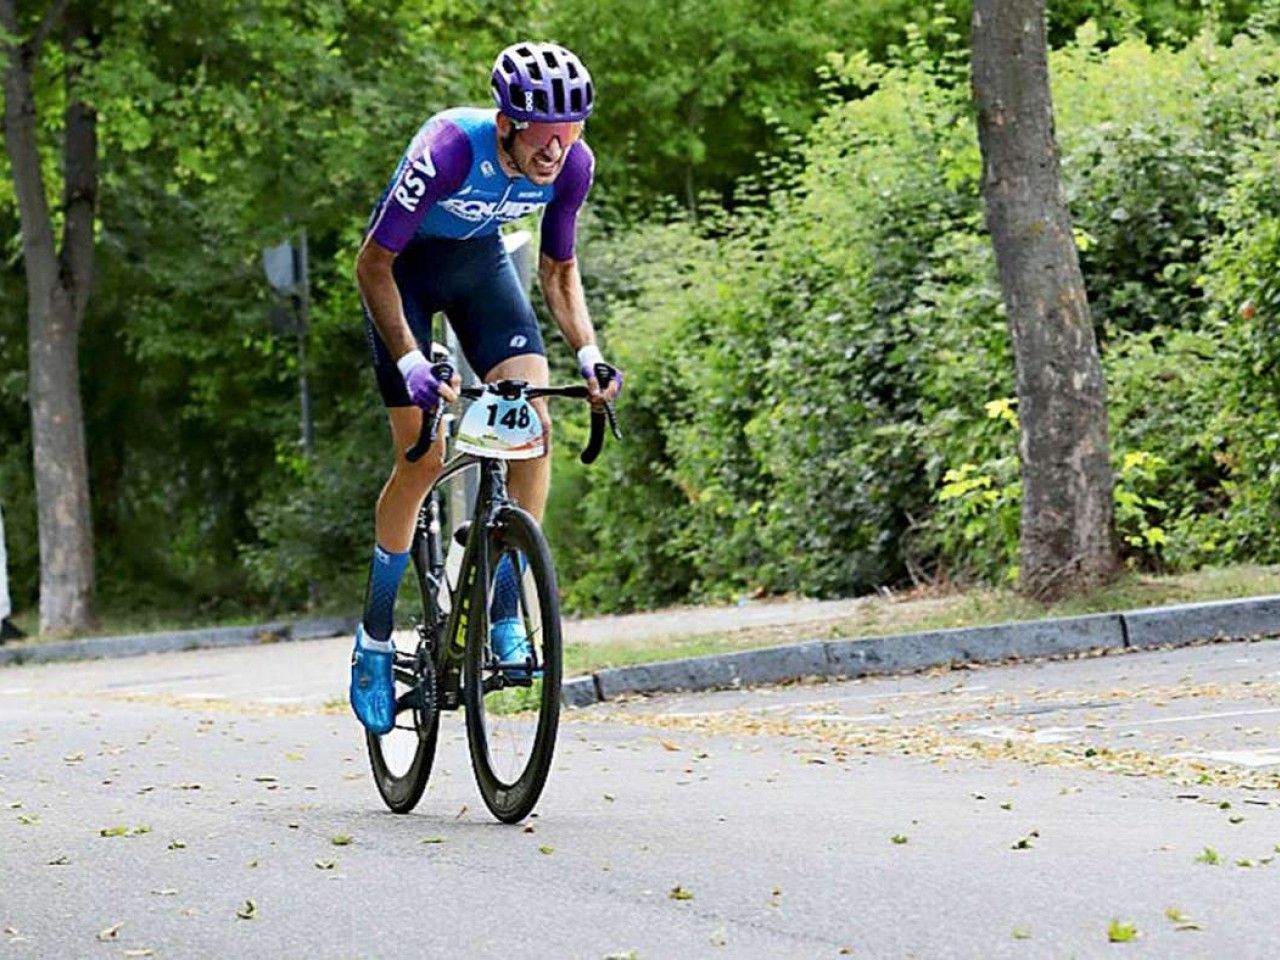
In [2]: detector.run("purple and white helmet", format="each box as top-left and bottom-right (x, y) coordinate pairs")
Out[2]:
(491, 42), (594, 123)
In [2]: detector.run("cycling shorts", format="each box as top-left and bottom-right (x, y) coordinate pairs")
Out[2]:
(365, 233), (545, 407)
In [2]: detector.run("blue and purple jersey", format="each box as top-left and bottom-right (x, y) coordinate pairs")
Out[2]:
(365, 107), (594, 262)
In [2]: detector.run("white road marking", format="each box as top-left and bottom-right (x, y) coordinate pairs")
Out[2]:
(0, 688), (31, 696)
(1168, 749), (1280, 768)
(1108, 706), (1280, 729)
(967, 725), (1084, 744)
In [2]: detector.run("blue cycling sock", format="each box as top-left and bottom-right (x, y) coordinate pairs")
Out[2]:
(362, 544), (410, 642)
(490, 553), (527, 624)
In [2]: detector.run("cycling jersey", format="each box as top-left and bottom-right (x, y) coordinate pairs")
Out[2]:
(365, 107), (594, 262)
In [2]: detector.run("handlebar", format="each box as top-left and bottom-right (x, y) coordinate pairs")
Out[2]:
(404, 371), (622, 465)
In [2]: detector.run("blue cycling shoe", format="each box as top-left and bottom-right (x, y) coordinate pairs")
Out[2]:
(491, 617), (536, 678)
(350, 624), (396, 735)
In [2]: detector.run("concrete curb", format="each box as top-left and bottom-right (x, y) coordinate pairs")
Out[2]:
(561, 595), (1280, 709)
(0, 616), (359, 667)
(6, 595), (1280, 712)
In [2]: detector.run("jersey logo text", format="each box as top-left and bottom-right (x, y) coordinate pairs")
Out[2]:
(393, 154), (438, 212)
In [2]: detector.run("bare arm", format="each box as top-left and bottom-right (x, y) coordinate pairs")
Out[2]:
(540, 253), (620, 404)
(356, 238), (417, 361)
(539, 253), (594, 353)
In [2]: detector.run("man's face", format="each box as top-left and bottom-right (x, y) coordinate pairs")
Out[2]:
(500, 116), (583, 184)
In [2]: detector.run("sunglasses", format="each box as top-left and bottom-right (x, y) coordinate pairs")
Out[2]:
(515, 121), (583, 150)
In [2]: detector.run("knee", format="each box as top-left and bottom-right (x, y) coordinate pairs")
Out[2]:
(392, 443), (443, 491)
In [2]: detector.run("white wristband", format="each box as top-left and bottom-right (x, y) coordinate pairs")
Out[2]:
(396, 349), (429, 379)
(577, 344), (605, 370)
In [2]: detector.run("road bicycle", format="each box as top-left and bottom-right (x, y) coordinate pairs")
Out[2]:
(365, 355), (620, 823)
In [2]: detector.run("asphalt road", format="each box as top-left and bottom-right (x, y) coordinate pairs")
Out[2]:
(3, 635), (1280, 959)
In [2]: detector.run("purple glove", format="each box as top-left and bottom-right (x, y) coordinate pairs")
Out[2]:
(397, 349), (443, 409)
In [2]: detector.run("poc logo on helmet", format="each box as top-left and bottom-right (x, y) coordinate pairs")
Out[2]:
(509, 335), (528, 349)
(523, 90), (534, 111)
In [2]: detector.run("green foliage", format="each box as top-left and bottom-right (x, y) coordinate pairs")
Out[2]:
(557, 23), (1280, 608)
(2, 2), (1279, 623)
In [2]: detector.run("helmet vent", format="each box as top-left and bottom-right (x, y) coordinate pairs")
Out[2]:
(532, 89), (550, 114)
(567, 61), (579, 79)
(551, 78), (565, 113)
(502, 55), (516, 75)
(543, 49), (559, 68)
(516, 45), (533, 58)
(527, 59), (542, 81)
(585, 82), (594, 106)
(570, 88), (582, 113)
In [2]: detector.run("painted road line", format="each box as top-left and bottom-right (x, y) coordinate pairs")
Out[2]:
(1168, 748), (1280, 768)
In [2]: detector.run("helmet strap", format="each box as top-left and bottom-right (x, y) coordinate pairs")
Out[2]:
(499, 119), (529, 179)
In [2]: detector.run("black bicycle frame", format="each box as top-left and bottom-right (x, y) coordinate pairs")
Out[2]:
(407, 452), (513, 710)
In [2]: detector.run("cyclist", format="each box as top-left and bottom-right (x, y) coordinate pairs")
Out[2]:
(350, 42), (622, 734)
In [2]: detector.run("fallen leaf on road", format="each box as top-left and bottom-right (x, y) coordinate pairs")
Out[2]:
(1012, 928), (1031, 940)
(890, 834), (908, 845)
(668, 885), (694, 901)
(150, 889), (177, 897)
(661, 740), (680, 752)
(455, 805), (468, 819)
(1195, 847), (1220, 865)
(63, 753), (85, 763)
(420, 836), (445, 844)
(1107, 920), (1139, 943)
(99, 826), (130, 838)
(96, 923), (123, 942)
(603, 794), (615, 802)
(235, 899), (258, 920)
(123, 949), (155, 958)
(539, 846), (554, 855)
(330, 834), (353, 846)
(285, 753), (304, 762)
(1012, 831), (1039, 850)
(17, 814), (38, 825)
(167, 839), (186, 850)
(999, 801), (1013, 811)
(315, 860), (336, 870)
(47, 855), (69, 866)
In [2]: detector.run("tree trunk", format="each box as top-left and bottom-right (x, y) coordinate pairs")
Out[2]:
(970, 0), (1118, 600)
(1, 0), (98, 634)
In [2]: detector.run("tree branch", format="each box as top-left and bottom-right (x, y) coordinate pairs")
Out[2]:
(29, 0), (69, 60)
(60, 3), (96, 314)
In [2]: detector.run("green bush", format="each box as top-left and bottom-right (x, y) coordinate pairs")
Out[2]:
(558, 23), (1280, 609)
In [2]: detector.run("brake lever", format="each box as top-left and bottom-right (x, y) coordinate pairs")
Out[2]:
(594, 363), (624, 442)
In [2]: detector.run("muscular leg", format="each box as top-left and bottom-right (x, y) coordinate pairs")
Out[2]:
(375, 406), (447, 552)
(484, 352), (551, 521)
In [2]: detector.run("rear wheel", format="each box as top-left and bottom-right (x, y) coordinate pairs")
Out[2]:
(366, 525), (442, 814)
(463, 506), (562, 823)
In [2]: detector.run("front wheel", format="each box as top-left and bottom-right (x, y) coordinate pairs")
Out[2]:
(462, 506), (562, 823)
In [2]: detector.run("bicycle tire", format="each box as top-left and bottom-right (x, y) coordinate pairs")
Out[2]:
(462, 506), (562, 823)
(366, 536), (442, 814)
